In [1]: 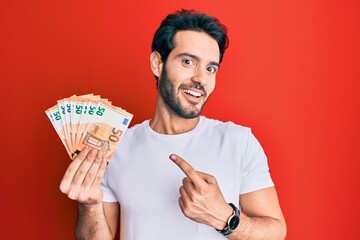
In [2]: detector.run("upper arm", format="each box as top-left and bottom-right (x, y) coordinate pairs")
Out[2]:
(239, 187), (285, 222)
(103, 202), (120, 239)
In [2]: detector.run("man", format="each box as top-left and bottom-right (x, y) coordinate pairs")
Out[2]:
(60, 9), (286, 240)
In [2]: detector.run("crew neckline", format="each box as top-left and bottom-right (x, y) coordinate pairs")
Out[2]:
(144, 116), (205, 140)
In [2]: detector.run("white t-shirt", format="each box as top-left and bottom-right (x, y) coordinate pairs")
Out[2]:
(101, 116), (274, 240)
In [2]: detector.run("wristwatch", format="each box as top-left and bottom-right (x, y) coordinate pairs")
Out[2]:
(217, 203), (240, 236)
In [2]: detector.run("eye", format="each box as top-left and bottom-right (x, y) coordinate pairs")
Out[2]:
(207, 66), (217, 74)
(182, 59), (195, 66)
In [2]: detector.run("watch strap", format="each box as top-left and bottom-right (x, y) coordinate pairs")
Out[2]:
(217, 203), (240, 236)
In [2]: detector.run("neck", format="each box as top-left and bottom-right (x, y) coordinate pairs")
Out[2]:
(150, 98), (200, 135)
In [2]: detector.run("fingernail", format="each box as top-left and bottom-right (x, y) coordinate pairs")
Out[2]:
(98, 151), (104, 157)
(81, 148), (89, 154)
(90, 148), (97, 155)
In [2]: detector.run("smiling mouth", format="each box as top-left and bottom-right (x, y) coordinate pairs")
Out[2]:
(183, 89), (202, 98)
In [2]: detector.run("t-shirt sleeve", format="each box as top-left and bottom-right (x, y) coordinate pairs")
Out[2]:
(101, 169), (118, 202)
(239, 129), (274, 194)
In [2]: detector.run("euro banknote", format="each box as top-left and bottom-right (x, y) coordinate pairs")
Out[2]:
(45, 94), (133, 161)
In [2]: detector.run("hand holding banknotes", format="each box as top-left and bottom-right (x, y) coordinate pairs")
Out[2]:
(59, 148), (107, 205)
(46, 94), (133, 204)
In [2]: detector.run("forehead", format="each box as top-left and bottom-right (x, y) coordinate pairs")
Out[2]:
(170, 30), (220, 63)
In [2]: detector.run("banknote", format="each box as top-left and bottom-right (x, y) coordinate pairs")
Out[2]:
(45, 94), (133, 161)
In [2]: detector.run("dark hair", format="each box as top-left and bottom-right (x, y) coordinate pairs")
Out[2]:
(151, 9), (229, 81)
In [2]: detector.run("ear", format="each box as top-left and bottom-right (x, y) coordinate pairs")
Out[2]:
(150, 51), (163, 78)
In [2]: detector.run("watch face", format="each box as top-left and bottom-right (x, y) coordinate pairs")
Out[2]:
(229, 216), (240, 230)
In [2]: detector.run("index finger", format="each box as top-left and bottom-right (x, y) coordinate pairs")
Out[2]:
(169, 154), (205, 187)
(63, 148), (91, 180)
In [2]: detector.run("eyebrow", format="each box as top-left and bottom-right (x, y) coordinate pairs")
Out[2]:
(176, 52), (220, 68)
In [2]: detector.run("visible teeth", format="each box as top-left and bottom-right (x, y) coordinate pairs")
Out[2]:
(184, 89), (201, 97)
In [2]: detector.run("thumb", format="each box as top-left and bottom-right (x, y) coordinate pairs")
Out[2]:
(196, 171), (217, 184)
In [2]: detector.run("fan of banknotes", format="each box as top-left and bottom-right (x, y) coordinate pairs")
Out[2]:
(45, 94), (133, 161)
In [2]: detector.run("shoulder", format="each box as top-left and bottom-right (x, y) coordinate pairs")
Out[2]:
(127, 120), (149, 131)
(123, 120), (149, 137)
(201, 116), (251, 138)
(113, 120), (150, 150)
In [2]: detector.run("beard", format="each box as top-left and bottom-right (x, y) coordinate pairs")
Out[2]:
(158, 65), (210, 119)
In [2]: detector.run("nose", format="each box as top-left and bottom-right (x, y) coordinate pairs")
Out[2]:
(191, 67), (207, 86)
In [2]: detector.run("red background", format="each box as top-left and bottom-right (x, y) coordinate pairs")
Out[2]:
(1, 0), (359, 239)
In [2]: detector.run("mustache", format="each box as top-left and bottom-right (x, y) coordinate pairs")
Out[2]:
(179, 83), (206, 95)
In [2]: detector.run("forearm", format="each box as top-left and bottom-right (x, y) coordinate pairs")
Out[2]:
(226, 213), (286, 240)
(75, 203), (113, 240)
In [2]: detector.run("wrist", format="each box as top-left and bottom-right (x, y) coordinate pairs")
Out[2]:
(78, 201), (103, 211)
(214, 203), (234, 230)
(216, 203), (241, 236)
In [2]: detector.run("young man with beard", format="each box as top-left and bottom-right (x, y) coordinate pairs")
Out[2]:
(60, 9), (286, 240)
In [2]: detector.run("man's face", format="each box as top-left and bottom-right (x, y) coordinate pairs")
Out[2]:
(158, 30), (220, 119)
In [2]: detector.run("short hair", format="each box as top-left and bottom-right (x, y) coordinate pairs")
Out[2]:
(151, 9), (229, 81)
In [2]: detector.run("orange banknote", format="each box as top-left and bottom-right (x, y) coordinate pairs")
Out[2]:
(46, 94), (133, 161)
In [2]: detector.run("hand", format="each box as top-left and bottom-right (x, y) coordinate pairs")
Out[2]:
(169, 154), (233, 229)
(59, 148), (107, 206)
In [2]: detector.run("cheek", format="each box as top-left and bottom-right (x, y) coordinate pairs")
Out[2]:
(172, 71), (193, 85)
(165, 65), (182, 82)
(207, 79), (216, 94)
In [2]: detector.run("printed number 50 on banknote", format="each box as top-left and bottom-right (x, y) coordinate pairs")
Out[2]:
(45, 95), (133, 161)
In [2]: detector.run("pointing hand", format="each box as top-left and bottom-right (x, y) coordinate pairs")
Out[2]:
(169, 154), (233, 229)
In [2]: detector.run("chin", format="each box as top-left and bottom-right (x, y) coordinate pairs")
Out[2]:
(176, 107), (203, 119)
